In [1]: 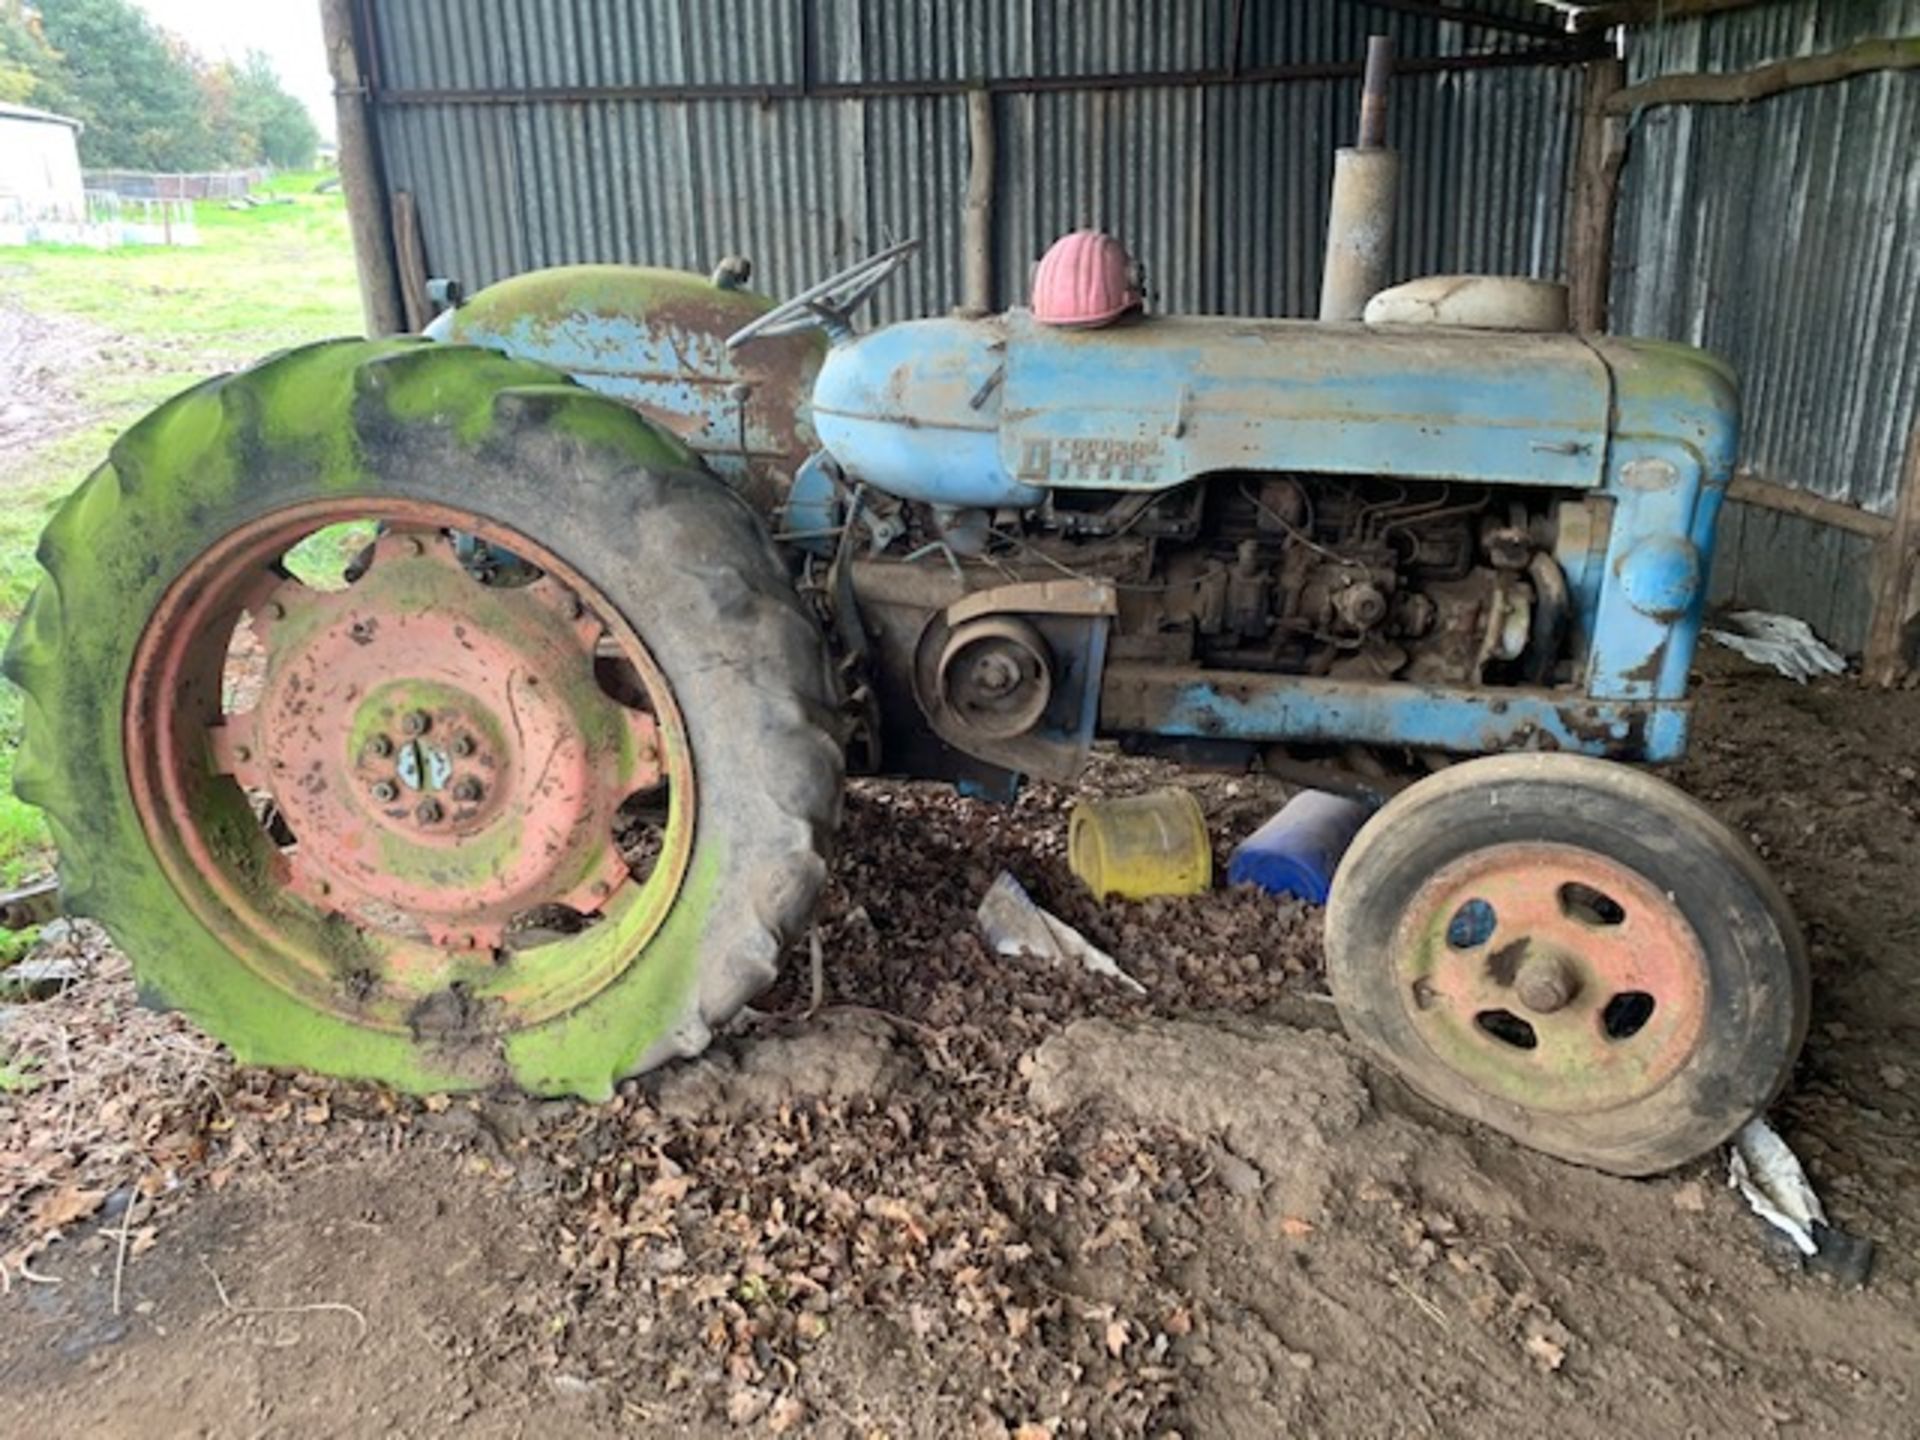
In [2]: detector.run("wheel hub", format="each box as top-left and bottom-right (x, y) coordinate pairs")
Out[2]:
(1514, 954), (1578, 1014)
(209, 530), (659, 950)
(1395, 842), (1709, 1114)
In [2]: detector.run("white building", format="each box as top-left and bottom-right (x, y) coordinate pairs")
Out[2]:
(0, 102), (85, 224)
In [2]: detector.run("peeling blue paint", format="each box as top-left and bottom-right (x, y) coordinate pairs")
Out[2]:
(1105, 669), (1690, 763)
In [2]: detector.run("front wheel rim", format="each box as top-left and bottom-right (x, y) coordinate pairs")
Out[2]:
(125, 499), (697, 1036)
(1392, 841), (1710, 1115)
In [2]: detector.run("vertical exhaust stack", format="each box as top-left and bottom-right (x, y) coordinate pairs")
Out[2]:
(1318, 35), (1400, 322)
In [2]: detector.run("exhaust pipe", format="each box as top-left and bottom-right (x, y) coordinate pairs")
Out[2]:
(1318, 35), (1400, 322)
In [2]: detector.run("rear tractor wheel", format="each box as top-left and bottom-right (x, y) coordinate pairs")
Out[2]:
(3, 339), (842, 1097)
(1326, 754), (1808, 1175)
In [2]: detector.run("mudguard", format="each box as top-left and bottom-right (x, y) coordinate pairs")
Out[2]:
(430, 265), (824, 510)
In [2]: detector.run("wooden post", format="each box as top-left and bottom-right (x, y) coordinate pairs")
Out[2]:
(961, 89), (996, 315)
(391, 190), (432, 332)
(1567, 54), (1626, 335)
(1864, 427), (1920, 687)
(320, 0), (405, 336)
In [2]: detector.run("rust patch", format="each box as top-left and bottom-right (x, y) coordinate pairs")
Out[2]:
(1619, 638), (1670, 687)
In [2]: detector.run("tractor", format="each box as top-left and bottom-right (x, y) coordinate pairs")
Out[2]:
(2, 225), (1807, 1177)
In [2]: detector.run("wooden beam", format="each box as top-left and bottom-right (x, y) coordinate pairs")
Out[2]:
(1566, 55), (1626, 333)
(1573, 0), (1772, 31)
(1863, 428), (1920, 686)
(1349, 0), (1571, 43)
(1604, 36), (1920, 115)
(390, 190), (431, 332)
(1726, 472), (1893, 540)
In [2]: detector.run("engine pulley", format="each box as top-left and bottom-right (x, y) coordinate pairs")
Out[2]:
(938, 615), (1055, 739)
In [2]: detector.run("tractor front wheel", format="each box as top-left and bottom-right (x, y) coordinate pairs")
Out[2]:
(1325, 753), (1808, 1175)
(4, 339), (842, 1097)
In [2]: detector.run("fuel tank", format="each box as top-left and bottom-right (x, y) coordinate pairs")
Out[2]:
(810, 310), (1737, 509)
(810, 314), (1034, 508)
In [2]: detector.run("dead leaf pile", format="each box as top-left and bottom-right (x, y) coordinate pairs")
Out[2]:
(0, 921), (228, 1283)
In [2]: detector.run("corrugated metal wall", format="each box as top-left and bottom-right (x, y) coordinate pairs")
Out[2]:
(362, 0), (1589, 323)
(1613, 1), (1920, 647)
(356, 0), (1919, 650)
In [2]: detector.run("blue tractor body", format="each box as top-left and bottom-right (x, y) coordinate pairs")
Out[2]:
(438, 261), (1735, 792)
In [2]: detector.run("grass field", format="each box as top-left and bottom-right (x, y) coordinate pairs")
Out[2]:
(0, 169), (362, 891)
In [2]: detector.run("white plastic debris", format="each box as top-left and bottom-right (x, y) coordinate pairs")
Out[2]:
(1705, 610), (1846, 684)
(976, 871), (1146, 995)
(1727, 1117), (1826, 1256)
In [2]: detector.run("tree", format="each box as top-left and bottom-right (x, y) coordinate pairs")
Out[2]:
(35, 0), (212, 169)
(12, 1), (319, 171)
(0, 1), (74, 112)
(228, 50), (318, 169)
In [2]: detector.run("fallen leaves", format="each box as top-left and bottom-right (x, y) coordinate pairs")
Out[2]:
(0, 922), (229, 1279)
(28, 1183), (107, 1230)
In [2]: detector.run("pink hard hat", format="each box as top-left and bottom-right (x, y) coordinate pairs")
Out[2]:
(1031, 230), (1143, 327)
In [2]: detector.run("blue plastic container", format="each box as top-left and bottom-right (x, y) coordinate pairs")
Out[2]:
(1228, 791), (1375, 904)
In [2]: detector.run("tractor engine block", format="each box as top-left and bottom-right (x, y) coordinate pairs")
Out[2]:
(1029, 475), (1558, 689)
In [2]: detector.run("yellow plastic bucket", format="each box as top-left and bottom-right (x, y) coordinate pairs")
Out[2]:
(1068, 787), (1212, 900)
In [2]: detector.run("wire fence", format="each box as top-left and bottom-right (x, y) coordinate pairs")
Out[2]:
(0, 191), (198, 248)
(81, 167), (273, 201)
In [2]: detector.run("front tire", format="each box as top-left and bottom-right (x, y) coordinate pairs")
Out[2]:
(1325, 754), (1808, 1175)
(4, 339), (842, 1098)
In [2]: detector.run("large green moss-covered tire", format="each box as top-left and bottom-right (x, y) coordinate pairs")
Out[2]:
(2, 338), (842, 1097)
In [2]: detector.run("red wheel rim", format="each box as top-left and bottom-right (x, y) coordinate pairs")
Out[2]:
(1392, 842), (1708, 1114)
(125, 500), (696, 1034)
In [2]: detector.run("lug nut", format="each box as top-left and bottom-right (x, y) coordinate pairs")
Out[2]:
(401, 711), (431, 736)
(367, 734), (394, 759)
(452, 777), (483, 803)
(452, 734), (476, 758)
(416, 798), (444, 825)
(370, 780), (399, 804)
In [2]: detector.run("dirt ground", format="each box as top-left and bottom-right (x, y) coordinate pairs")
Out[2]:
(0, 302), (98, 455)
(1, 647), (1916, 1437)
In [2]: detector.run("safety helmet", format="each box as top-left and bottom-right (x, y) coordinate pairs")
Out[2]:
(1031, 230), (1144, 328)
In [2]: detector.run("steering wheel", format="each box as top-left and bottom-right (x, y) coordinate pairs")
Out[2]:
(725, 238), (922, 350)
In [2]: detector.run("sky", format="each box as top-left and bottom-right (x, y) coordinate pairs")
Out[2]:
(136, 0), (336, 141)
